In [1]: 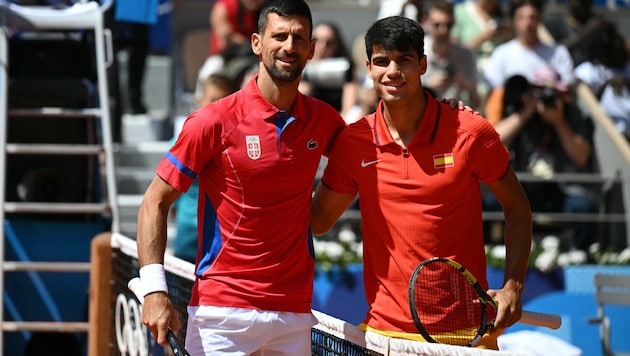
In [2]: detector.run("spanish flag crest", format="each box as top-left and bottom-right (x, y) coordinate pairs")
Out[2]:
(433, 153), (454, 169)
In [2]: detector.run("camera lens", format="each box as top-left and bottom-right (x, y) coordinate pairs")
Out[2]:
(535, 87), (557, 107)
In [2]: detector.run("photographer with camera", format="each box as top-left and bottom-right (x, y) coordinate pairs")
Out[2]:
(485, 68), (599, 251)
(482, 0), (574, 124)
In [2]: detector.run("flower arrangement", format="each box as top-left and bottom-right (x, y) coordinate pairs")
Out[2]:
(315, 225), (630, 274)
(313, 223), (363, 272)
(486, 235), (630, 273)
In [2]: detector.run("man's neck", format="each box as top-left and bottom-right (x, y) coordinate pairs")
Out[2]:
(256, 69), (299, 112)
(518, 34), (540, 49)
(432, 38), (451, 57)
(382, 92), (427, 147)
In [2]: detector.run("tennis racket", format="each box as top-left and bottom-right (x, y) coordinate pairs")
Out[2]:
(127, 277), (191, 356)
(408, 257), (561, 347)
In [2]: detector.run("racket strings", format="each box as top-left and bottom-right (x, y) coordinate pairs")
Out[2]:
(412, 261), (485, 346)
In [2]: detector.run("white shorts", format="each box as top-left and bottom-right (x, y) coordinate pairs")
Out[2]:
(185, 305), (316, 355)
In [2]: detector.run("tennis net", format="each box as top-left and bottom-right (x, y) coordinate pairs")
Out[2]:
(108, 233), (522, 356)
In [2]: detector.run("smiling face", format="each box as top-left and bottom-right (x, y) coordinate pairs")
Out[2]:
(366, 45), (426, 103)
(252, 12), (314, 83)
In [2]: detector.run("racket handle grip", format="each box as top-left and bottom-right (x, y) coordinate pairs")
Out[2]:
(520, 311), (562, 329)
(128, 277), (191, 355)
(167, 330), (191, 356)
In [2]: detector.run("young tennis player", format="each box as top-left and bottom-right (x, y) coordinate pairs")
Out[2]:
(311, 16), (533, 350)
(135, 0), (347, 354)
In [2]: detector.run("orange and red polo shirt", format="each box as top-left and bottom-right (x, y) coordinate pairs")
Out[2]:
(321, 91), (510, 333)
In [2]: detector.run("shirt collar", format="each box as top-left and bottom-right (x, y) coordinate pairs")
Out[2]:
(243, 74), (307, 121)
(373, 90), (440, 147)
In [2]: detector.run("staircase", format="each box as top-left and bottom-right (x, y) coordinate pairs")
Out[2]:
(0, 1), (118, 353)
(115, 139), (172, 239)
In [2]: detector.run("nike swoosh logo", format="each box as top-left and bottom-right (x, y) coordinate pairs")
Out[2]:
(361, 159), (381, 168)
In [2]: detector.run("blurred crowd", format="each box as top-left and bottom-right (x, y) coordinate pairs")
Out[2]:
(118, 0), (630, 255)
(168, 0), (629, 255)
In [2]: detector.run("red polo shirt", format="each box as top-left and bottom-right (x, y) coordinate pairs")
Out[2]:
(321, 92), (510, 332)
(157, 76), (345, 313)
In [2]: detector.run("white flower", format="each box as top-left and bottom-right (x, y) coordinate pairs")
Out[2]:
(313, 240), (326, 254)
(338, 227), (357, 244)
(556, 252), (570, 267)
(535, 250), (558, 273)
(491, 245), (507, 260)
(599, 251), (620, 265)
(354, 241), (363, 259)
(567, 249), (588, 265)
(557, 250), (588, 267)
(618, 248), (630, 263)
(540, 235), (561, 252)
(588, 242), (600, 256)
(324, 241), (345, 261)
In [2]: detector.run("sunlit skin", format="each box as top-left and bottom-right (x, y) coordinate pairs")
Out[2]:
(513, 4), (541, 47)
(365, 45), (429, 145)
(252, 13), (315, 87)
(366, 45), (427, 106)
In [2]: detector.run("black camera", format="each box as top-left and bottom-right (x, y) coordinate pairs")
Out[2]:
(534, 86), (557, 108)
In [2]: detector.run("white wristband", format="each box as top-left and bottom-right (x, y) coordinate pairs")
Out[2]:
(139, 264), (168, 296)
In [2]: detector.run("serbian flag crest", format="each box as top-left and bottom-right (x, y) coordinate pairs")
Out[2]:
(433, 153), (454, 169)
(246, 135), (261, 160)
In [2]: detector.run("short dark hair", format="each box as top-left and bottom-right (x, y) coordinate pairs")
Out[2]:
(508, 0), (543, 19)
(429, 0), (454, 17)
(364, 16), (425, 61)
(258, 0), (313, 38)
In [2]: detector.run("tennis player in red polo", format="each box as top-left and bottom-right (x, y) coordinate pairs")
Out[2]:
(311, 16), (533, 350)
(136, 0), (346, 354)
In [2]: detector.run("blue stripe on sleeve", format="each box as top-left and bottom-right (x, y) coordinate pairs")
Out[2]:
(166, 152), (197, 179)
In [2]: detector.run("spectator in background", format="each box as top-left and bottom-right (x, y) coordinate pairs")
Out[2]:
(422, 0), (480, 107)
(343, 76), (379, 124)
(544, 0), (623, 68)
(574, 23), (630, 141)
(377, 0), (423, 23)
(171, 73), (234, 264)
(197, 0), (265, 93)
(300, 21), (358, 117)
(105, 1), (154, 141)
(483, 0), (574, 124)
(486, 68), (599, 251)
(452, 0), (512, 65)
(209, 0), (263, 56)
(451, 0), (513, 103)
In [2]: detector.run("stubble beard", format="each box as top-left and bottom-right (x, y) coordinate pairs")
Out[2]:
(266, 57), (303, 83)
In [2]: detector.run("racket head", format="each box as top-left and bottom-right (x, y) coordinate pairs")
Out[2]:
(408, 257), (494, 346)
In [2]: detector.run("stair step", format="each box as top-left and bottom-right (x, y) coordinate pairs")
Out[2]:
(6, 143), (102, 155)
(8, 107), (102, 118)
(2, 321), (89, 333)
(3, 261), (91, 272)
(3, 202), (110, 214)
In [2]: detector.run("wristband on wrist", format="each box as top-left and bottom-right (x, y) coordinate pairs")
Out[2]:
(139, 263), (168, 296)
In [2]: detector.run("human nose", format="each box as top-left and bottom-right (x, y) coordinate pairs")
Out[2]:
(386, 61), (401, 76)
(283, 35), (297, 53)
